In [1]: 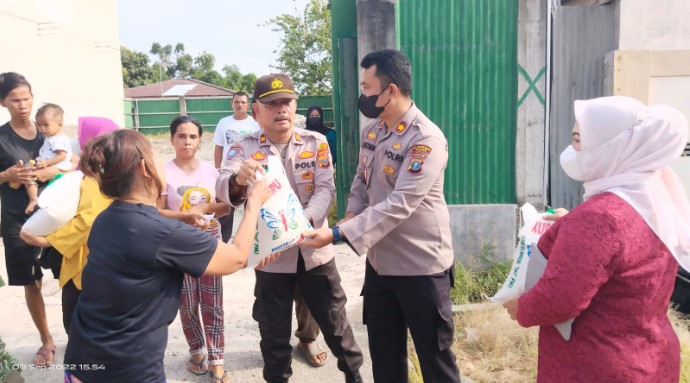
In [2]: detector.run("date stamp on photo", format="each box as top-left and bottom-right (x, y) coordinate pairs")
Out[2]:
(1, 360), (105, 371)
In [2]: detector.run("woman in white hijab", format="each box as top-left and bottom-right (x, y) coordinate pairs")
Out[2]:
(504, 96), (690, 382)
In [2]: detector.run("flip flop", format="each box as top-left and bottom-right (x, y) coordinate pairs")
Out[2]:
(34, 344), (56, 367)
(297, 341), (327, 367)
(210, 370), (231, 383)
(188, 354), (209, 375)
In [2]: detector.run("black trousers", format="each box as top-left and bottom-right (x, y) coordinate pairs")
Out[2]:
(218, 207), (235, 242)
(363, 260), (461, 383)
(253, 255), (363, 383)
(62, 279), (81, 336)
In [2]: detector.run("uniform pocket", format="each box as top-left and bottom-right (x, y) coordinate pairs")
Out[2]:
(437, 304), (454, 351)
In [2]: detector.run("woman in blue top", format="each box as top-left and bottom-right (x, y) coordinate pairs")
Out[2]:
(63, 129), (274, 383)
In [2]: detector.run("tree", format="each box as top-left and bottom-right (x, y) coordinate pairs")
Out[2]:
(120, 43), (258, 91)
(222, 65), (257, 92)
(120, 46), (156, 88)
(149, 43), (176, 78)
(265, 0), (332, 95)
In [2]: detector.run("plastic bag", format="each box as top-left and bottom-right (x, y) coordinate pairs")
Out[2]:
(22, 171), (83, 236)
(245, 156), (312, 268)
(490, 203), (554, 303)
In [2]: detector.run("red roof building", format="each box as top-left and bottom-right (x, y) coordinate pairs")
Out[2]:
(124, 79), (234, 98)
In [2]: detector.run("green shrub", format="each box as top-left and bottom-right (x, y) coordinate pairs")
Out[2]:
(451, 244), (511, 305)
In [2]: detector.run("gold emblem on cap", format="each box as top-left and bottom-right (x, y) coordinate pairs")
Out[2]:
(271, 78), (283, 89)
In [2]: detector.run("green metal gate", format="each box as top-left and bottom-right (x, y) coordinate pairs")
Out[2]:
(397, 0), (518, 204)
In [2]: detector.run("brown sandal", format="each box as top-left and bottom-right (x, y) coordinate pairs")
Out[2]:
(297, 341), (327, 367)
(188, 354), (208, 375)
(34, 344), (56, 367)
(210, 370), (230, 383)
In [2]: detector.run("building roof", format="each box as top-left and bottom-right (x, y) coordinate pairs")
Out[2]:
(124, 79), (235, 98)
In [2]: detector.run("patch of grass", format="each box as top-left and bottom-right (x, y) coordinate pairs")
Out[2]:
(452, 307), (690, 383)
(453, 306), (538, 383)
(407, 336), (424, 383)
(671, 311), (690, 382)
(451, 255), (511, 305)
(328, 202), (337, 227)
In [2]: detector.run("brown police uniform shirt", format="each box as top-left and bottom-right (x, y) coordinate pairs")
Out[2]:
(340, 104), (454, 276)
(216, 128), (336, 273)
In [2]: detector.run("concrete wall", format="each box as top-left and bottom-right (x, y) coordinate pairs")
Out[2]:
(516, 0), (548, 208)
(355, 0), (396, 133)
(0, 0), (124, 127)
(449, 205), (518, 268)
(618, 0), (690, 50)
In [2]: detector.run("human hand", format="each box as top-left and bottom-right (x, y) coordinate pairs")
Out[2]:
(255, 252), (281, 270)
(189, 202), (211, 215)
(184, 212), (210, 230)
(19, 230), (51, 247)
(543, 208), (569, 222)
(247, 177), (273, 206)
(302, 227), (333, 249)
(235, 159), (266, 186)
(503, 298), (519, 321)
(33, 166), (60, 183)
(6, 160), (36, 186)
(34, 159), (47, 169)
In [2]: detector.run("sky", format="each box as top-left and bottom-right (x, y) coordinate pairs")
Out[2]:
(116, 0), (311, 76)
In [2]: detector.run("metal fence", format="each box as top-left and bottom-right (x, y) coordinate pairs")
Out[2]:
(124, 95), (334, 135)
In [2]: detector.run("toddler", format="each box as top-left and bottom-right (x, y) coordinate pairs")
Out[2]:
(25, 103), (72, 214)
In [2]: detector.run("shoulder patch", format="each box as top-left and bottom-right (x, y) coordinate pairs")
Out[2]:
(226, 144), (242, 160)
(408, 158), (423, 173)
(318, 154), (330, 169)
(410, 145), (432, 157)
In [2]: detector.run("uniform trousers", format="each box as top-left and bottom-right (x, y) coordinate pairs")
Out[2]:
(253, 254), (363, 382)
(218, 208), (235, 243)
(363, 260), (461, 383)
(294, 284), (320, 342)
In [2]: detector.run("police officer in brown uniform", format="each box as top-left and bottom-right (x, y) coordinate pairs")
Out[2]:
(304, 50), (461, 382)
(216, 74), (364, 383)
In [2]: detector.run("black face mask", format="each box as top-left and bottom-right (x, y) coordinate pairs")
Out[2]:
(358, 88), (390, 118)
(306, 116), (322, 128)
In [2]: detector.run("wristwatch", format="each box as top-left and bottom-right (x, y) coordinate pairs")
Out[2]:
(332, 226), (343, 244)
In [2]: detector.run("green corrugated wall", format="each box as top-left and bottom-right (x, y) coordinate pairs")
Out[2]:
(330, 0), (359, 218)
(397, 0), (518, 204)
(124, 95), (333, 135)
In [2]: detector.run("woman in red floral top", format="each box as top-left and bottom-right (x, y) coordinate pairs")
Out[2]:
(505, 96), (690, 382)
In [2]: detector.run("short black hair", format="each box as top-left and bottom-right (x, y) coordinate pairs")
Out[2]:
(36, 103), (64, 120)
(0, 72), (32, 100)
(360, 49), (412, 96)
(232, 91), (249, 101)
(170, 115), (202, 137)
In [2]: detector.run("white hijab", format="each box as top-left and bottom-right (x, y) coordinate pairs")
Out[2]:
(570, 96), (690, 270)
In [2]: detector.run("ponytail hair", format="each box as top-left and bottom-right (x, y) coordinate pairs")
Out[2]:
(80, 129), (162, 199)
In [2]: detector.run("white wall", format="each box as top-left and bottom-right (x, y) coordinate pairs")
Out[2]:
(0, 0), (124, 127)
(618, 0), (690, 50)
